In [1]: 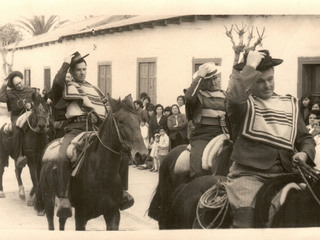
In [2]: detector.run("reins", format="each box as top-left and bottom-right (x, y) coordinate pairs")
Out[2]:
(294, 159), (320, 206)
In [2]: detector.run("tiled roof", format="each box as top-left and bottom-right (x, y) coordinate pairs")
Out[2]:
(13, 15), (213, 49)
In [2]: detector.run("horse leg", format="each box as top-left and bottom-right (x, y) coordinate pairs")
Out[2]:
(44, 197), (55, 230)
(103, 209), (120, 230)
(75, 210), (87, 231)
(59, 218), (67, 231)
(15, 166), (25, 200)
(0, 163), (5, 198)
(27, 162), (38, 206)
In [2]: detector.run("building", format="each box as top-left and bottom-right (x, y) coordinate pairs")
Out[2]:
(9, 15), (320, 106)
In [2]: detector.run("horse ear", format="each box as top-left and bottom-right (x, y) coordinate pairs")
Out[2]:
(108, 97), (118, 111)
(124, 94), (133, 102)
(32, 92), (37, 102)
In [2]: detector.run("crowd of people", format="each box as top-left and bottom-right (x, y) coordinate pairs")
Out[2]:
(132, 93), (189, 172)
(300, 94), (320, 166)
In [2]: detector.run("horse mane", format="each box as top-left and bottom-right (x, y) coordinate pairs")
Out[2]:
(109, 94), (137, 115)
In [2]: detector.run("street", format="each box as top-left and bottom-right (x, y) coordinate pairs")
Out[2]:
(0, 106), (159, 231)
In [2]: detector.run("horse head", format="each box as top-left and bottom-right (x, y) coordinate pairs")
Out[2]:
(109, 94), (148, 160)
(29, 93), (50, 133)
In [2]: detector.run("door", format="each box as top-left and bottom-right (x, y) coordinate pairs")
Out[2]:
(44, 68), (51, 91)
(138, 59), (157, 103)
(302, 64), (320, 102)
(98, 64), (112, 97)
(24, 69), (31, 87)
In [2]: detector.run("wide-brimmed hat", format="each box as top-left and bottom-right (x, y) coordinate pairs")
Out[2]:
(70, 51), (89, 67)
(193, 62), (221, 80)
(233, 50), (283, 71)
(6, 71), (23, 88)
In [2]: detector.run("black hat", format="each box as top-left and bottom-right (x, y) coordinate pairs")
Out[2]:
(233, 50), (283, 71)
(7, 71), (23, 88)
(70, 51), (89, 67)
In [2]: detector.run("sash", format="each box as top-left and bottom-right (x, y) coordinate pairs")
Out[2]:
(63, 81), (107, 120)
(242, 95), (298, 151)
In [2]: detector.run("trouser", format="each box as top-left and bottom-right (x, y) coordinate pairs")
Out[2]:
(226, 161), (289, 228)
(189, 138), (211, 179)
(170, 132), (187, 149)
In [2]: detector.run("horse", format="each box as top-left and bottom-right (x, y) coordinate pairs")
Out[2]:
(0, 93), (50, 205)
(35, 94), (149, 231)
(149, 147), (320, 229)
(148, 139), (233, 229)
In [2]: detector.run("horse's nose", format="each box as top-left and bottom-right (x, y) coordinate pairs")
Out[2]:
(38, 122), (46, 130)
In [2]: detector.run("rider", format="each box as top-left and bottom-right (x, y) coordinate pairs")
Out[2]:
(226, 49), (316, 228)
(51, 52), (133, 218)
(185, 62), (227, 179)
(0, 71), (35, 168)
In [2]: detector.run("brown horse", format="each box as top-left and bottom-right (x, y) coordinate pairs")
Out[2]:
(35, 94), (148, 230)
(0, 93), (50, 205)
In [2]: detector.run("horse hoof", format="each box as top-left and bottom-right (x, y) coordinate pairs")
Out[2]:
(27, 197), (35, 206)
(37, 210), (45, 216)
(0, 191), (5, 198)
(19, 186), (25, 200)
(19, 194), (26, 200)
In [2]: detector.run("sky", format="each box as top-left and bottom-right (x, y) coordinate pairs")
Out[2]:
(1, 0), (320, 26)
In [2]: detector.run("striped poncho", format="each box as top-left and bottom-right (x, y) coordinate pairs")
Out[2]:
(242, 95), (299, 151)
(63, 80), (108, 120)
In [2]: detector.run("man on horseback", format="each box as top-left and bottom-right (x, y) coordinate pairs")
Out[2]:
(185, 63), (227, 179)
(50, 52), (133, 218)
(225, 49), (316, 228)
(0, 71), (35, 168)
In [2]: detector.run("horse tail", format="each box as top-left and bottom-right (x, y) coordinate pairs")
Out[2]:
(34, 180), (45, 213)
(148, 185), (161, 221)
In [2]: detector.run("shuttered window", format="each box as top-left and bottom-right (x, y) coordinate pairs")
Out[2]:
(44, 68), (51, 91)
(137, 58), (157, 103)
(24, 69), (31, 87)
(98, 63), (112, 97)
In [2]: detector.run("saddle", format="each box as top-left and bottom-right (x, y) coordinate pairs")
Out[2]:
(42, 132), (97, 177)
(174, 134), (230, 175)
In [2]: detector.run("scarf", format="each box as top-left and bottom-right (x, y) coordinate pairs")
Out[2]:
(63, 81), (107, 120)
(242, 95), (298, 151)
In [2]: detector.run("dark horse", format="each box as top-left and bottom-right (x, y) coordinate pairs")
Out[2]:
(0, 93), (50, 205)
(149, 143), (320, 229)
(148, 140), (233, 229)
(35, 94), (148, 231)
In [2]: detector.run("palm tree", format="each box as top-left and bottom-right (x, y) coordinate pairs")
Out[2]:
(17, 16), (63, 36)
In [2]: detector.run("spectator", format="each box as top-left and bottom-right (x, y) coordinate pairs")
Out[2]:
(146, 104), (155, 125)
(149, 133), (160, 172)
(306, 110), (320, 136)
(299, 94), (313, 125)
(134, 100), (148, 123)
(142, 96), (152, 110)
(167, 104), (188, 149)
(140, 119), (149, 149)
(157, 127), (170, 168)
(42, 89), (49, 102)
(139, 92), (148, 102)
(164, 106), (172, 117)
(149, 104), (168, 144)
(312, 102), (320, 111)
(177, 95), (186, 115)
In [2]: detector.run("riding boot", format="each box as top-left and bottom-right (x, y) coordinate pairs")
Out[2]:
(56, 161), (72, 218)
(120, 190), (134, 211)
(231, 207), (255, 228)
(119, 152), (134, 210)
(14, 127), (27, 169)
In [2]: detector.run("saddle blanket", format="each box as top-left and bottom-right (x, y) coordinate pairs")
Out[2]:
(42, 132), (97, 176)
(174, 134), (229, 175)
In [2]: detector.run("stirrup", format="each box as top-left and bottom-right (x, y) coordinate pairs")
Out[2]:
(120, 192), (134, 211)
(56, 198), (72, 218)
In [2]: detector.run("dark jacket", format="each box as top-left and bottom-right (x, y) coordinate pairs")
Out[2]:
(226, 66), (315, 171)
(149, 115), (168, 139)
(47, 63), (70, 121)
(0, 85), (35, 123)
(167, 113), (188, 140)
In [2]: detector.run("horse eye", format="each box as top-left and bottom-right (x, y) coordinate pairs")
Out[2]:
(118, 120), (124, 124)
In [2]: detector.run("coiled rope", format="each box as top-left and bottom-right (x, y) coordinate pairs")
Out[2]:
(193, 179), (229, 229)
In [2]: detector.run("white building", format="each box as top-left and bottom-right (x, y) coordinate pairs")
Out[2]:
(10, 15), (320, 106)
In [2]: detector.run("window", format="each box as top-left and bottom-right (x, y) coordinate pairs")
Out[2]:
(298, 57), (320, 103)
(44, 68), (51, 91)
(192, 58), (222, 88)
(137, 58), (157, 103)
(24, 69), (31, 87)
(98, 63), (112, 97)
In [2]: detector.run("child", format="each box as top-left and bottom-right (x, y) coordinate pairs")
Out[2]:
(149, 133), (160, 172)
(140, 119), (149, 149)
(312, 102), (320, 111)
(157, 128), (170, 169)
